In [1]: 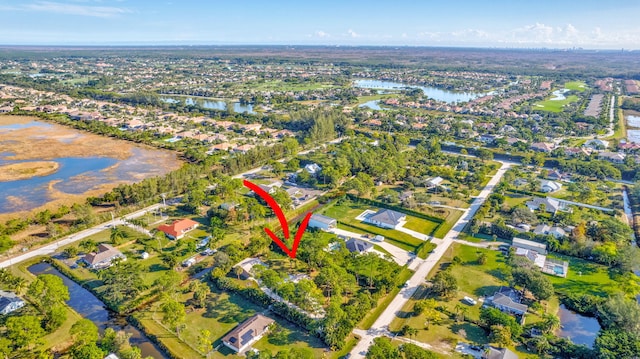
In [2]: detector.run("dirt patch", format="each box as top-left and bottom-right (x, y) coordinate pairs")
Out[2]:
(0, 161), (59, 182)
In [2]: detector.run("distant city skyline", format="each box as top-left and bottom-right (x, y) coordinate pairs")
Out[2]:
(0, 0), (639, 49)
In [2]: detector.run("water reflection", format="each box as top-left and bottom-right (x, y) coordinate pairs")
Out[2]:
(557, 304), (601, 347)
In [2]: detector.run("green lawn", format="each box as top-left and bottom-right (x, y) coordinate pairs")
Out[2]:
(404, 216), (440, 236)
(565, 81), (587, 92)
(534, 95), (579, 112)
(546, 253), (623, 296)
(136, 286), (329, 359)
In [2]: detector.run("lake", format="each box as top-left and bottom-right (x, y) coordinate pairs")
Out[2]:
(353, 79), (488, 103)
(556, 304), (601, 347)
(0, 117), (182, 217)
(550, 89), (570, 101)
(161, 96), (255, 114)
(359, 100), (383, 110)
(627, 115), (640, 128)
(28, 262), (167, 358)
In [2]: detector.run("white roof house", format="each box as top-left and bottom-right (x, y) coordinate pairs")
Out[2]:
(304, 163), (322, 175)
(425, 176), (444, 188)
(512, 237), (547, 255)
(584, 139), (609, 150)
(0, 291), (26, 315)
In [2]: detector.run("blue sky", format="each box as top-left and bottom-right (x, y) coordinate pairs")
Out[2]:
(0, 0), (639, 48)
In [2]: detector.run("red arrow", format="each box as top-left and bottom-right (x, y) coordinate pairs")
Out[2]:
(243, 180), (312, 259)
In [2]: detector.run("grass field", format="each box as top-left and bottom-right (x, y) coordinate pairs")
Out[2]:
(136, 286), (329, 359)
(546, 253), (624, 297)
(565, 81), (587, 92)
(534, 94), (579, 112)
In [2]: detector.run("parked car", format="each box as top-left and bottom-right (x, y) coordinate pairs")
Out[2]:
(462, 296), (477, 305)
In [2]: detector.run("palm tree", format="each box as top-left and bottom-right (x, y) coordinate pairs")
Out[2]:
(541, 313), (560, 334)
(110, 226), (128, 245)
(79, 239), (97, 253)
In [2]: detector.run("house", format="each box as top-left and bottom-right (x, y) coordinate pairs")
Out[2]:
(304, 163), (322, 176)
(425, 176), (444, 189)
(233, 144), (255, 154)
(598, 152), (626, 164)
(512, 237), (547, 255)
(0, 291), (26, 315)
(564, 147), (592, 157)
(82, 244), (126, 269)
(157, 218), (200, 240)
(399, 191), (413, 202)
(487, 287), (528, 315)
(530, 142), (555, 152)
(104, 354), (120, 359)
(479, 134), (497, 144)
(220, 202), (239, 211)
(345, 238), (374, 254)
(584, 139), (609, 150)
(546, 169), (568, 181)
(222, 314), (275, 353)
(257, 184), (277, 195)
(363, 209), (406, 229)
(308, 214), (337, 231)
(234, 257), (267, 279)
(533, 224), (566, 239)
(513, 247), (546, 269)
(482, 346), (518, 359)
(526, 197), (565, 214)
(539, 179), (562, 193)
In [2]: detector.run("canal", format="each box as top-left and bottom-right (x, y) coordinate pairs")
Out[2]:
(28, 262), (167, 359)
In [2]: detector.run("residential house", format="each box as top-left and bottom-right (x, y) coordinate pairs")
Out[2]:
(425, 176), (444, 189)
(479, 134), (497, 144)
(533, 224), (566, 239)
(546, 169), (570, 182)
(82, 244), (126, 269)
(304, 163), (322, 176)
(220, 202), (239, 211)
(530, 142), (555, 153)
(539, 179), (562, 193)
(158, 218), (200, 240)
(512, 237), (547, 255)
(564, 147), (592, 157)
(584, 139), (609, 150)
(308, 214), (337, 231)
(482, 347), (518, 359)
(222, 314), (275, 353)
(0, 291), (26, 315)
(399, 191), (414, 202)
(234, 257), (267, 279)
(345, 238), (374, 254)
(233, 144), (255, 154)
(526, 197), (569, 214)
(486, 287), (528, 315)
(513, 247), (546, 269)
(598, 152), (626, 164)
(363, 209), (406, 229)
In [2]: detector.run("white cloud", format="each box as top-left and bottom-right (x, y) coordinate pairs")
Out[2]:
(313, 30), (329, 38)
(23, 1), (130, 18)
(347, 29), (360, 38)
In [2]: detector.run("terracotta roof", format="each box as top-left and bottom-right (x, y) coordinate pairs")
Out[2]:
(158, 219), (199, 238)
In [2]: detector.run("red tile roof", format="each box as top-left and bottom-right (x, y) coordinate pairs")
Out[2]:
(158, 219), (199, 238)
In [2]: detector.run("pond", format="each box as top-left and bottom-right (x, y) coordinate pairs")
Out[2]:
(628, 130), (640, 144)
(550, 89), (570, 101)
(161, 96), (255, 114)
(28, 262), (167, 358)
(556, 304), (601, 347)
(353, 79), (488, 103)
(0, 118), (182, 216)
(358, 100), (383, 110)
(627, 115), (640, 128)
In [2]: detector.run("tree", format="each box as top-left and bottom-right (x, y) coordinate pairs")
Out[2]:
(595, 329), (640, 359)
(477, 148), (493, 162)
(153, 270), (182, 293)
(64, 246), (80, 258)
(401, 325), (418, 342)
(539, 313), (560, 334)
(197, 329), (212, 355)
(193, 282), (210, 309)
(366, 337), (401, 359)
(6, 315), (45, 349)
(161, 252), (179, 269)
(28, 274), (70, 309)
(44, 304), (67, 331)
(511, 267), (554, 301)
(71, 343), (105, 359)
(161, 299), (186, 334)
(234, 266), (244, 279)
(0, 338), (12, 359)
(477, 252), (488, 265)
(79, 239), (97, 253)
(71, 319), (100, 346)
(431, 270), (458, 298)
(489, 324), (512, 346)
(401, 343), (438, 359)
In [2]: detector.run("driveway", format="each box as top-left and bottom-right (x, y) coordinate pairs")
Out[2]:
(330, 228), (413, 266)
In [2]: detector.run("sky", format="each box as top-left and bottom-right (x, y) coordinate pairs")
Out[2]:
(0, 0), (639, 49)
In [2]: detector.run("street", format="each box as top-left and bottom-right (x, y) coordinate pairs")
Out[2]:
(348, 162), (513, 358)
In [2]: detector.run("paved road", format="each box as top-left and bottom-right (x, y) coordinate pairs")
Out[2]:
(348, 162), (512, 358)
(0, 204), (163, 269)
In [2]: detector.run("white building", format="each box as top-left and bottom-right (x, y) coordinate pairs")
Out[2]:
(308, 214), (337, 231)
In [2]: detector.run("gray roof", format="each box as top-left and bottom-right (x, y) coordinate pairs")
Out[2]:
(483, 347), (518, 359)
(345, 238), (373, 253)
(368, 209), (406, 226)
(491, 288), (528, 313)
(310, 214), (336, 226)
(0, 291), (25, 314)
